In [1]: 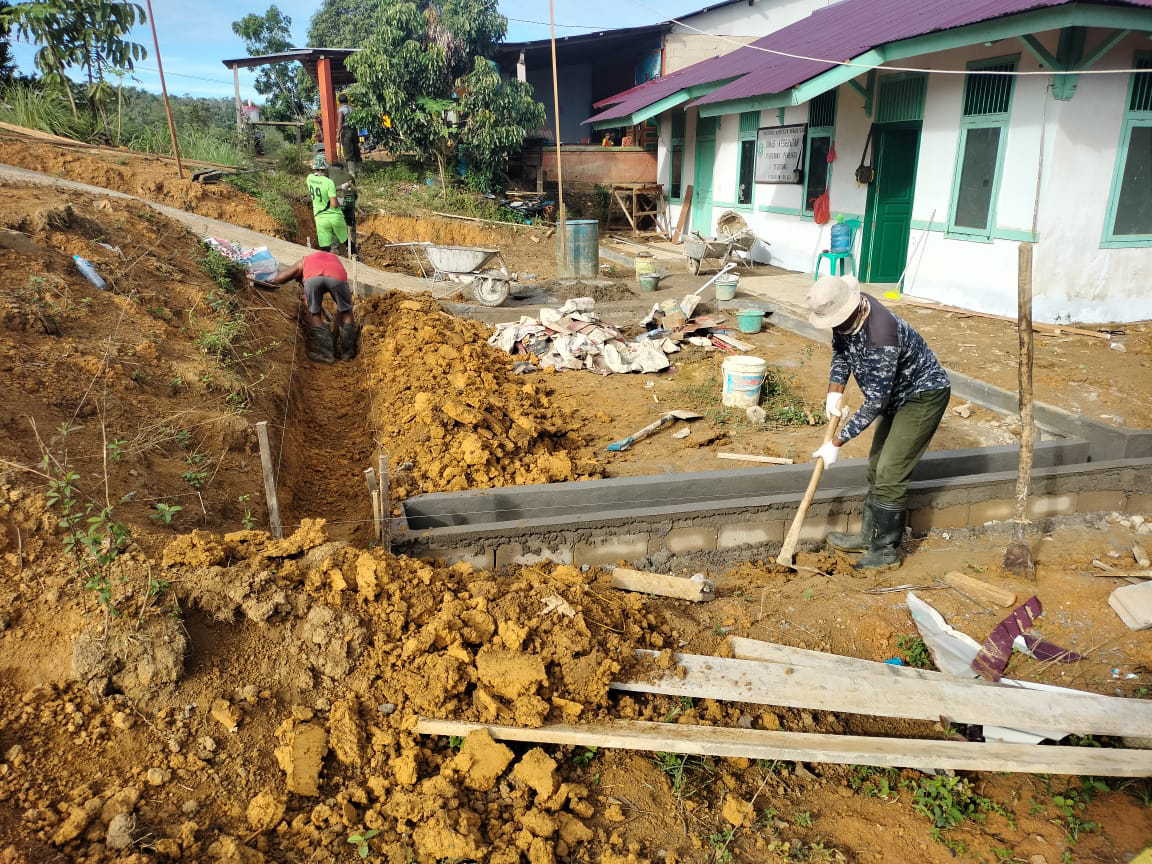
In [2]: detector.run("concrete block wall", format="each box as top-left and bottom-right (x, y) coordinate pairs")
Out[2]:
(395, 459), (1152, 568)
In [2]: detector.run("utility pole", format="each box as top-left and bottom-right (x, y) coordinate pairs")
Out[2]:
(548, 0), (567, 273)
(144, 0), (183, 179)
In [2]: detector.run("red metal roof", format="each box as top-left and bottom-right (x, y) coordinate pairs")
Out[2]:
(585, 0), (1152, 123)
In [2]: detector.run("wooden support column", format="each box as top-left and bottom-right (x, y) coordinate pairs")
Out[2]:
(255, 421), (283, 539)
(316, 56), (339, 166)
(232, 66), (243, 137)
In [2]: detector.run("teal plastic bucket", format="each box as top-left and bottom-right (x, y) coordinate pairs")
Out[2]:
(562, 219), (599, 277)
(736, 309), (765, 333)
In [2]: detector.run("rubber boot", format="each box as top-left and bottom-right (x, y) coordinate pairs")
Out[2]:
(827, 498), (874, 553)
(339, 323), (359, 360)
(855, 506), (906, 570)
(307, 325), (335, 363)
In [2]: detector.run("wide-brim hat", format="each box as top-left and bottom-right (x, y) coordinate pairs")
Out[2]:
(807, 275), (861, 328)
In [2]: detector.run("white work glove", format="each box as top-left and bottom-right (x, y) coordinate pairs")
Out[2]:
(812, 441), (840, 466)
(824, 392), (844, 418)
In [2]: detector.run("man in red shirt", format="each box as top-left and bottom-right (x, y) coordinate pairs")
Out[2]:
(263, 251), (358, 363)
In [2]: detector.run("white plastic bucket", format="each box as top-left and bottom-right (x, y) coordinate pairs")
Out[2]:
(721, 355), (768, 408)
(715, 273), (739, 301)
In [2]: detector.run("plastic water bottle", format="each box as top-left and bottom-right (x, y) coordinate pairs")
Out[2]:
(73, 255), (107, 291)
(829, 222), (852, 254)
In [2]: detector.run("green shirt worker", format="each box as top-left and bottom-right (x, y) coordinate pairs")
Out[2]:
(306, 155), (349, 254)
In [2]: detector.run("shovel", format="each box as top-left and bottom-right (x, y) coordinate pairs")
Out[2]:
(606, 410), (701, 451)
(776, 397), (847, 568)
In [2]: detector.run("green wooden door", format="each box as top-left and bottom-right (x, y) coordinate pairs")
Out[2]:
(692, 119), (717, 235)
(861, 126), (920, 283)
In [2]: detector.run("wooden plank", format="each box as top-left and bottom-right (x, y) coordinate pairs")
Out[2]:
(672, 186), (693, 243)
(942, 571), (1017, 607)
(378, 454), (391, 547)
(727, 636), (950, 681)
(414, 718), (1152, 777)
(254, 421), (283, 539)
(716, 453), (794, 465)
(610, 568), (714, 602)
(610, 651), (1152, 738)
(893, 295), (1110, 339)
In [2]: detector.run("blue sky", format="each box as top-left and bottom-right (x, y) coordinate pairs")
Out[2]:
(8, 0), (674, 101)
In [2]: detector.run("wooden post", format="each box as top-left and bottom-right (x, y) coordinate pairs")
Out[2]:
(1004, 242), (1035, 574)
(232, 66), (243, 137)
(377, 453), (390, 546)
(255, 421), (282, 539)
(316, 56), (338, 167)
(364, 468), (381, 541)
(144, 0), (183, 179)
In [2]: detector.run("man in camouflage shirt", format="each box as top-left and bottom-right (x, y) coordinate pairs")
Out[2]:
(806, 275), (951, 569)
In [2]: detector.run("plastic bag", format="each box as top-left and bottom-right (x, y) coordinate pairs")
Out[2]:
(812, 192), (831, 225)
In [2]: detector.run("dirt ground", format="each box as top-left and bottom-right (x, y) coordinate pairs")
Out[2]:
(2, 132), (1151, 864)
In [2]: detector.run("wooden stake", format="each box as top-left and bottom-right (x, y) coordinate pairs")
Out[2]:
(377, 453), (390, 547)
(364, 467), (381, 541)
(414, 718), (1152, 777)
(254, 421), (282, 539)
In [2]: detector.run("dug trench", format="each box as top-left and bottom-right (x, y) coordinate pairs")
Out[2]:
(275, 316), (377, 544)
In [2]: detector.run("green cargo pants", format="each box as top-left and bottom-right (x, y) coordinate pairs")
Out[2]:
(867, 387), (950, 508)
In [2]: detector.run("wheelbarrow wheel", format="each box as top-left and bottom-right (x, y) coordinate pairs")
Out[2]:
(470, 275), (510, 306)
(686, 254), (701, 275)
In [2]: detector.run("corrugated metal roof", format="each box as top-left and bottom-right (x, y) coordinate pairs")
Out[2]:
(584, 0), (1152, 123)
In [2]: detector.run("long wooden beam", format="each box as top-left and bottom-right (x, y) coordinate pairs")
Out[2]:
(415, 718), (1152, 777)
(610, 651), (1152, 738)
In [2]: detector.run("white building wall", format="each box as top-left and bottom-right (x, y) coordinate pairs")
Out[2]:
(665, 32), (1152, 323)
(664, 0), (834, 72)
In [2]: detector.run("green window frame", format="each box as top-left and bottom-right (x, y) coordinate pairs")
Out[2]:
(946, 56), (1018, 241)
(804, 89), (838, 214)
(1102, 52), (1152, 247)
(735, 111), (759, 208)
(669, 111), (686, 201)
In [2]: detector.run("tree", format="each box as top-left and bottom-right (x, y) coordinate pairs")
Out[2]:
(3, 0), (147, 117)
(231, 6), (311, 122)
(307, 0), (388, 49)
(347, 0), (545, 192)
(0, 4), (17, 84)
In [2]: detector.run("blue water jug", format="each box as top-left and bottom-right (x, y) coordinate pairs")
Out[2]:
(829, 222), (852, 254)
(73, 255), (107, 291)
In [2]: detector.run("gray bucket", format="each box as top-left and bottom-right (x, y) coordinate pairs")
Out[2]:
(562, 219), (599, 277)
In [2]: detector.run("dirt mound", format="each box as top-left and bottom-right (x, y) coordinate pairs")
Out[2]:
(0, 183), (294, 542)
(0, 136), (288, 239)
(360, 293), (601, 497)
(0, 515), (675, 862)
(538, 279), (639, 303)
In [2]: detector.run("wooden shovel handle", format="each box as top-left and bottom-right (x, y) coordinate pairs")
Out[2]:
(776, 404), (847, 566)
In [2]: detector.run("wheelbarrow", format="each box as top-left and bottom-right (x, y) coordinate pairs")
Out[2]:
(423, 244), (513, 306)
(682, 210), (761, 275)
